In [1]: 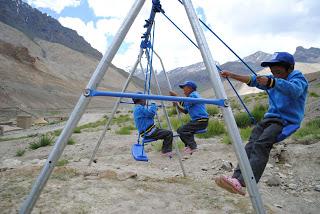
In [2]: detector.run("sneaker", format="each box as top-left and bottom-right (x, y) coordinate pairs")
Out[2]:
(184, 147), (197, 155)
(215, 175), (246, 196)
(161, 151), (174, 158)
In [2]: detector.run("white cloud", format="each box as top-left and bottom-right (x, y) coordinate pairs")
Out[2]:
(27, 0), (80, 13)
(87, 0), (133, 18)
(55, 0), (320, 71)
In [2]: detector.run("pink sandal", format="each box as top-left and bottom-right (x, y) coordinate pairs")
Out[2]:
(184, 147), (197, 155)
(215, 175), (246, 196)
(161, 151), (174, 158)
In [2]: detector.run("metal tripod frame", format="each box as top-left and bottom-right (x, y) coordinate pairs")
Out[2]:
(20, 0), (265, 213)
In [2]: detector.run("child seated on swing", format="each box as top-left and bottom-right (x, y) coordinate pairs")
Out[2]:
(215, 52), (308, 196)
(132, 94), (174, 157)
(169, 81), (209, 154)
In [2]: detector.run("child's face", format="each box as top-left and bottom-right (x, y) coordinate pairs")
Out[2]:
(182, 86), (193, 96)
(270, 65), (288, 79)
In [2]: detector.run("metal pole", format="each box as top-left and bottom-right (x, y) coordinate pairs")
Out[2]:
(153, 50), (184, 123)
(88, 49), (143, 166)
(148, 53), (187, 177)
(182, 0), (265, 213)
(19, 1), (146, 213)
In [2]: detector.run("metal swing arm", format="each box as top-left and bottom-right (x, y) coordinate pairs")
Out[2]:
(84, 89), (228, 107)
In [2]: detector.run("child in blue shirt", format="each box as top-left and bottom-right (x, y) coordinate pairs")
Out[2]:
(169, 81), (209, 154)
(215, 52), (308, 196)
(132, 96), (173, 157)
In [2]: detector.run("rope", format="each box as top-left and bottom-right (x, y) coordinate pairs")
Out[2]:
(176, 0), (282, 121)
(159, 10), (256, 122)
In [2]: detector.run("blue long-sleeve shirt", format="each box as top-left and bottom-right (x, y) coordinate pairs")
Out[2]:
(181, 91), (209, 121)
(133, 103), (157, 134)
(248, 70), (308, 125)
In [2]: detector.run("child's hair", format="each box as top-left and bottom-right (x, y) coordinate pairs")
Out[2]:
(278, 62), (294, 72)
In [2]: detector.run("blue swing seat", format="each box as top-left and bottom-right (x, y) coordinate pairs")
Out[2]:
(276, 124), (300, 142)
(132, 143), (149, 162)
(131, 128), (208, 161)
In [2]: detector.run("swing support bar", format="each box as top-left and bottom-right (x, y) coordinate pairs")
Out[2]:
(84, 89), (228, 107)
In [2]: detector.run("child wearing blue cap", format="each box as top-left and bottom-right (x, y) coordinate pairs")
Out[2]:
(169, 81), (209, 154)
(132, 95), (174, 157)
(215, 52), (308, 196)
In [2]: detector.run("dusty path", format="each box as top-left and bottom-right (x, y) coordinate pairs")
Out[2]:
(1, 127), (319, 213)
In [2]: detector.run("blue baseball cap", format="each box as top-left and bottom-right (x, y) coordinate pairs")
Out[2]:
(179, 81), (197, 90)
(132, 92), (144, 103)
(261, 52), (295, 67)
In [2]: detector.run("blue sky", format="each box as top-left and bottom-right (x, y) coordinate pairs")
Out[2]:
(25, 0), (320, 71)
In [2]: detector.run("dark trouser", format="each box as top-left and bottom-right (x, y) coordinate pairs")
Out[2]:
(232, 118), (284, 186)
(177, 120), (209, 150)
(144, 128), (173, 153)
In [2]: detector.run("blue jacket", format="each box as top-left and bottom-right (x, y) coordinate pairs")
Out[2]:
(248, 70), (308, 125)
(182, 91), (209, 121)
(133, 103), (157, 134)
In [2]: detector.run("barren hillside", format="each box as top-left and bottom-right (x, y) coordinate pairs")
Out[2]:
(0, 22), (142, 120)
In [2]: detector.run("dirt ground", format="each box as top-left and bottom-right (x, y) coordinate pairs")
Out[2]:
(1, 113), (320, 213)
(1, 77), (320, 214)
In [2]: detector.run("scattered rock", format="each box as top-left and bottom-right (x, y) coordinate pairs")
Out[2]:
(288, 183), (298, 190)
(274, 204), (283, 208)
(201, 167), (208, 171)
(84, 176), (99, 180)
(284, 163), (292, 168)
(266, 163), (274, 169)
(314, 185), (320, 192)
(84, 171), (99, 177)
(278, 172), (287, 179)
(0, 167), (9, 172)
(99, 170), (117, 179)
(266, 175), (281, 186)
(117, 171), (137, 181)
(219, 160), (233, 172)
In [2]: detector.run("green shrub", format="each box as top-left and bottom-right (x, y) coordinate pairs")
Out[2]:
(207, 106), (219, 116)
(197, 120), (226, 138)
(77, 118), (108, 130)
(67, 138), (76, 145)
(252, 104), (268, 122)
(293, 117), (320, 141)
(240, 127), (253, 141)
(170, 115), (190, 130)
(309, 91), (319, 97)
(73, 127), (81, 133)
(53, 129), (62, 136)
(168, 107), (178, 116)
(115, 126), (133, 135)
(235, 112), (252, 128)
(230, 100), (240, 110)
(56, 159), (69, 167)
(112, 114), (131, 125)
(16, 149), (25, 157)
(221, 127), (253, 144)
(29, 134), (54, 150)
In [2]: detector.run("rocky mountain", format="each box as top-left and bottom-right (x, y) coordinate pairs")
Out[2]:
(0, 0), (102, 59)
(0, 1), (144, 120)
(155, 51), (271, 95)
(294, 46), (320, 63)
(155, 48), (320, 96)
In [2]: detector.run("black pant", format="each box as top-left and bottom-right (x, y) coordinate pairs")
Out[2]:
(177, 120), (209, 150)
(144, 128), (173, 153)
(233, 118), (284, 186)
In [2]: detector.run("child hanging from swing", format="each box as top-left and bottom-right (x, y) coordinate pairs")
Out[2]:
(169, 81), (209, 154)
(215, 52), (308, 195)
(132, 93), (174, 157)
